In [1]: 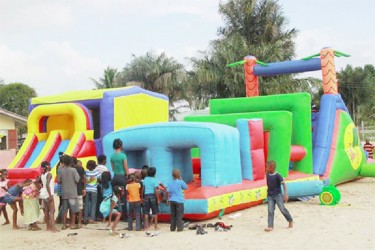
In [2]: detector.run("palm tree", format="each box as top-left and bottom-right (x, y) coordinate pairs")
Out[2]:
(190, 0), (319, 99)
(116, 51), (188, 120)
(91, 67), (118, 89)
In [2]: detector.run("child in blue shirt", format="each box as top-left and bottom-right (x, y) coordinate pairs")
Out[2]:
(141, 167), (160, 230)
(167, 169), (187, 232)
(100, 186), (122, 235)
(101, 171), (113, 199)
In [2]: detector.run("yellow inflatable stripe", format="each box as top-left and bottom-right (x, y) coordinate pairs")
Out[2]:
(285, 176), (320, 183)
(31, 87), (132, 105)
(7, 133), (36, 169)
(207, 186), (268, 213)
(30, 130), (61, 169)
(206, 176), (319, 213)
(35, 133), (48, 141)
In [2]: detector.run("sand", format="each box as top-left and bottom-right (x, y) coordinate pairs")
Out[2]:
(1, 177), (375, 250)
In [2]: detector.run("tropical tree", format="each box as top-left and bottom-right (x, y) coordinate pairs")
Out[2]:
(338, 64), (375, 124)
(190, 0), (320, 101)
(0, 82), (37, 116)
(91, 66), (119, 89)
(116, 51), (188, 120)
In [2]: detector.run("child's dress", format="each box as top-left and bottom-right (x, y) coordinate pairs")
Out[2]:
(22, 183), (40, 225)
(100, 195), (120, 218)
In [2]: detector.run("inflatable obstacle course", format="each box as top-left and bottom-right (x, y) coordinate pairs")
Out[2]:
(6, 48), (375, 220)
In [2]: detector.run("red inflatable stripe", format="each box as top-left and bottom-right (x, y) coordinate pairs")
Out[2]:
(14, 135), (38, 168)
(44, 133), (62, 162)
(71, 133), (86, 157)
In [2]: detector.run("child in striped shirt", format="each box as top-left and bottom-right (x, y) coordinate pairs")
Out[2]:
(84, 160), (100, 224)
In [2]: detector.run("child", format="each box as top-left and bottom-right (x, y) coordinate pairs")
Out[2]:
(0, 169), (10, 225)
(84, 160), (100, 224)
(166, 169), (187, 232)
(3, 180), (28, 229)
(22, 179), (42, 231)
(96, 155), (108, 221)
(55, 152), (64, 224)
(100, 171), (112, 224)
(73, 159), (85, 227)
(39, 161), (59, 232)
(141, 167), (160, 230)
(101, 171), (113, 199)
(126, 173), (141, 231)
(96, 155), (109, 174)
(58, 155), (80, 230)
(264, 160), (293, 232)
(134, 171), (142, 183)
(100, 185), (122, 235)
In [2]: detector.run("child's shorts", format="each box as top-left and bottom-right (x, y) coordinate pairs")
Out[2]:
(77, 196), (83, 210)
(101, 208), (119, 218)
(2, 194), (16, 204)
(0, 196), (6, 206)
(62, 198), (79, 214)
(143, 194), (159, 215)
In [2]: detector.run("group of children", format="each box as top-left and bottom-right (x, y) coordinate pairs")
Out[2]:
(0, 151), (189, 235)
(0, 142), (293, 235)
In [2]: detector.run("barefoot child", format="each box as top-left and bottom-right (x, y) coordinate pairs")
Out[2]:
(0, 169), (10, 225)
(166, 169), (187, 232)
(100, 186), (122, 235)
(264, 160), (293, 232)
(96, 155), (109, 221)
(22, 179), (42, 231)
(100, 171), (112, 223)
(141, 167), (160, 230)
(39, 161), (59, 232)
(58, 155), (80, 230)
(73, 159), (85, 228)
(3, 180), (29, 229)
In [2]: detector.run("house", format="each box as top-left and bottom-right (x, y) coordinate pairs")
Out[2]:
(0, 108), (27, 168)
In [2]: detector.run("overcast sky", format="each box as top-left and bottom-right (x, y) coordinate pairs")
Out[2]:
(0, 0), (374, 96)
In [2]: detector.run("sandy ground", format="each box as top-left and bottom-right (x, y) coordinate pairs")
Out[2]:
(1, 178), (375, 250)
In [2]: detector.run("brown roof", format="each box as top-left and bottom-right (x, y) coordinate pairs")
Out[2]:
(0, 108), (27, 125)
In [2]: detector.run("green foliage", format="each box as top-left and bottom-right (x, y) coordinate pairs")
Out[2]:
(189, 0), (318, 100)
(91, 67), (119, 89)
(0, 83), (37, 116)
(116, 52), (187, 102)
(338, 64), (375, 124)
(116, 51), (188, 120)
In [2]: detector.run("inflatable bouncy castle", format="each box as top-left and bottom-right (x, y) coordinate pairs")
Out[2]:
(6, 87), (168, 183)
(6, 47), (375, 220)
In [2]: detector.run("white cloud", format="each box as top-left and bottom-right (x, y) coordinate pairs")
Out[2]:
(294, 28), (375, 79)
(76, 0), (220, 22)
(0, 44), (45, 84)
(0, 42), (105, 96)
(0, 1), (74, 32)
(295, 29), (375, 68)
